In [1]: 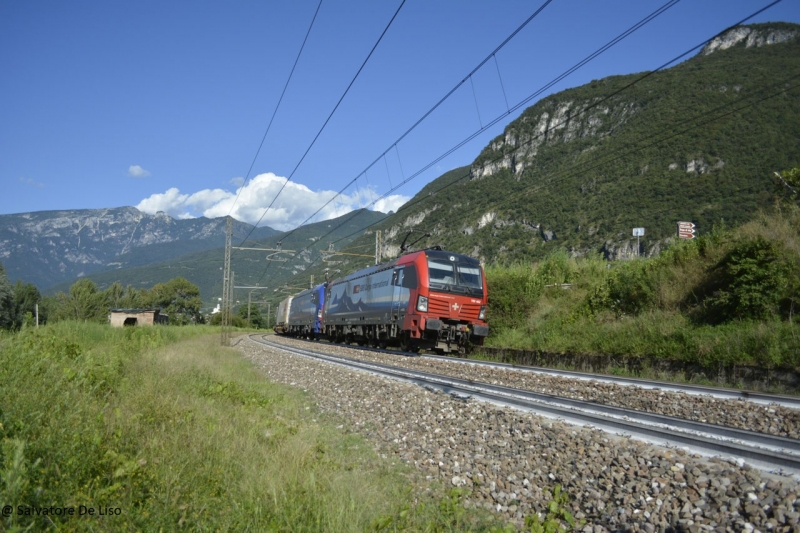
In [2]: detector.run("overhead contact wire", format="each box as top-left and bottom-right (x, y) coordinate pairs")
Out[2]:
(227, 0), (324, 219)
(236, 0), (407, 251)
(283, 0), (687, 256)
(267, 0), (785, 279)
(275, 0), (555, 243)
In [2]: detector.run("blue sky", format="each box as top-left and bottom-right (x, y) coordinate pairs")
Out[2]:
(2, 0), (798, 231)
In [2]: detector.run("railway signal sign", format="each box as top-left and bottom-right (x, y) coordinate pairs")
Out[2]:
(677, 221), (696, 239)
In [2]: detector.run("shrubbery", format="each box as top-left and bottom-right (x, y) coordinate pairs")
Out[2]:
(484, 206), (800, 367)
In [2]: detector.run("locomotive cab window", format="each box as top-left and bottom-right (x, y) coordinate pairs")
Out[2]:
(428, 257), (483, 296)
(457, 265), (483, 290)
(428, 260), (455, 285)
(402, 266), (417, 288)
(392, 267), (417, 288)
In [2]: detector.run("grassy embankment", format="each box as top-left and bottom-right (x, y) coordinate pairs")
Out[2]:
(485, 208), (800, 374)
(0, 322), (505, 531)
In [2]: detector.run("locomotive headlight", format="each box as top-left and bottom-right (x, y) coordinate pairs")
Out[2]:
(478, 305), (486, 320)
(417, 295), (428, 312)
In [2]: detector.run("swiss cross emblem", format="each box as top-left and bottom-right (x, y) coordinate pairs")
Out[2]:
(452, 303), (460, 311)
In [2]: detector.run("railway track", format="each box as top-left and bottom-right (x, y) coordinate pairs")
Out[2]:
(268, 336), (800, 408)
(250, 334), (800, 474)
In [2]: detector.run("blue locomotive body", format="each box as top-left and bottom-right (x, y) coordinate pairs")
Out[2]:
(283, 284), (326, 338)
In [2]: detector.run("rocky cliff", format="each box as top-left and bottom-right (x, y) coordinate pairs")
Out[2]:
(365, 23), (800, 265)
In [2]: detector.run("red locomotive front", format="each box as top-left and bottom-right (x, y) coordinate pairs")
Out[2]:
(399, 248), (488, 354)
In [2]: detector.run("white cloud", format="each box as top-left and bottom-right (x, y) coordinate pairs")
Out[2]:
(373, 195), (408, 214)
(136, 187), (189, 217)
(128, 165), (151, 178)
(19, 177), (44, 188)
(136, 172), (410, 231)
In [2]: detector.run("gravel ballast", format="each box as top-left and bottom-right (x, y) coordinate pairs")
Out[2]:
(271, 337), (800, 439)
(237, 336), (800, 532)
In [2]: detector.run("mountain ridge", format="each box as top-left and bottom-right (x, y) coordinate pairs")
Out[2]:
(0, 206), (279, 289)
(371, 22), (800, 263)
(5, 23), (799, 312)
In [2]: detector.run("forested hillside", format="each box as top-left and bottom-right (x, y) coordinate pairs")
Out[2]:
(372, 23), (800, 264)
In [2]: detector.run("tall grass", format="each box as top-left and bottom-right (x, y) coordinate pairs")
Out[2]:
(1, 323), (503, 531)
(485, 208), (800, 369)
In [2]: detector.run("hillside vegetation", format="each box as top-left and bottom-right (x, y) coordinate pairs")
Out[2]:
(485, 204), (800, 370)
(327, 23), (800, 267)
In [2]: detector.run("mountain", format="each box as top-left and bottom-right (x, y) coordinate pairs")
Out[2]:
(374, 23), (800, 263)
(269, 23), (800, 298)
(46, 209), (388, 308)
(0, 207), (279, 289)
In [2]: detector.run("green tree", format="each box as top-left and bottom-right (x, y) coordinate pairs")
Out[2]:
(13, 280), (43, 328)
(102, 282), (149, 309)
(149, 277), (202, 325)
(0, 263), (15, 330)
(51, 279), (107, 322)
(698, 237), (791, 323)
(103, 281), (126, 309)
(775, 166), (800, 202)
(237, 304), (264, 329)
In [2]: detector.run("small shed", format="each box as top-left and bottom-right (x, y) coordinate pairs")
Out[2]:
(109, 308), (169, 327)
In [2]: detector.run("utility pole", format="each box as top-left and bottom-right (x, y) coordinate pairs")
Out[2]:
(221, 217), (232, 345)
(375, 230), (382, 264)
(229, 271), (235, 333)
(236, 285), (268, 328)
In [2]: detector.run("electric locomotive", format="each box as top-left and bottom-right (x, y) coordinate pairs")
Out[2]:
(323, 247), (488, 354)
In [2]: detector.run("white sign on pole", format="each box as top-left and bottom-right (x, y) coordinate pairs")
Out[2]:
(632, 228), (645, 237)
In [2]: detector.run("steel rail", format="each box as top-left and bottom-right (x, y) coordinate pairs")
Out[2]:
(271, 336), (800, 408)
(429, 352), (800, 409)
(249, 335), (800, 472)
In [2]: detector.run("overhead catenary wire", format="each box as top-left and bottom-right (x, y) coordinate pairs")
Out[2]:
(235, 0), (407, 252)
(253, 1), (791, 286)
(273, 0), (556, 244)
(249, 0), (689, 284)
(227, 0), (324, 218)
(279, 75), (800, 285)
(317, 0), (786, 244)
(273, 0), (685, 257)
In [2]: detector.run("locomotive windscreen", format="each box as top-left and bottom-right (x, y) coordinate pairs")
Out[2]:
(426, 253), (483, 296)
(456, 265), (482, 289)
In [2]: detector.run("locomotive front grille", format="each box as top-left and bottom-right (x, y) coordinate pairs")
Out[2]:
(458, 303), (481, 320)
(427, 297), (451, 318)
(427, 298), (482, 320)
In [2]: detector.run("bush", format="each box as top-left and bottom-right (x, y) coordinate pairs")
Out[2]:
(693, 237), (793, 323)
